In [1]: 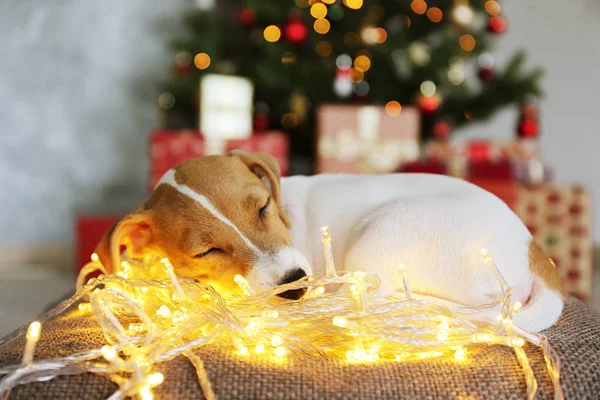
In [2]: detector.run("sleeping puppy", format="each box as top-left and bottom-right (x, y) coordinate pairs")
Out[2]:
(96, 151), (563, 332)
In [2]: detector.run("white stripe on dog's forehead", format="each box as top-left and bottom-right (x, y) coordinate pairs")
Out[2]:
(156, 169), (262, 255)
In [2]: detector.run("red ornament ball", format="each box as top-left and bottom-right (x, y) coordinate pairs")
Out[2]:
(519, 120), (539, 138)
(419, 95), (440, 113)
(285, 21), (309, 44)
(478, 66), (495, 81)
(433, 121), (451, 139)
(488, 15), (507, 33)
(239, 8), (257, 26)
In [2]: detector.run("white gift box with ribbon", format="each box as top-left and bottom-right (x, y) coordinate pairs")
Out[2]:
(200, 74), (254, 142)
(317, 105), (420, 174)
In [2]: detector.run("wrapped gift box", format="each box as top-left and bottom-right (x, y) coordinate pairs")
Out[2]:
(149, 131), (289, 191)
(75, 215), (121, 275)
(514, 184), (594, 301)
(316, 105), (420, 174)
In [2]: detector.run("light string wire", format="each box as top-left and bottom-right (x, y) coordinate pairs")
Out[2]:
(0, 227), (562, 400)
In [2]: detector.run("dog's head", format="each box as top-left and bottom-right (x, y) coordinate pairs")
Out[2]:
(95, 151), (311, 299)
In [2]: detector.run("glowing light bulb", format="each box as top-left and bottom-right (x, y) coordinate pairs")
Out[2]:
(255, 343), (265, 353)
(238, 345), (249, 356)
(512, 301), (523, 314)
(452, 1), (474, 27)
(234, 274), (255, 296)
(454, 347), (466, 361)
(156, 305), (171, 318)
(140, 385), (153, 400)
(101, 345), (117, 361)
(263, 310), (279, 319)
(271, 334), (283, 347)
(78, 303), (92, 313)
(512, 338), (525, 347)
(90, 253), (99, 262)
(147, 372), (164, 386)
(245, 318), (262, 336)
(315, 286), (325, 295)
(274, 346), (287, 357)
(26, 321), (41, 340)
(333, 316), (348, 328)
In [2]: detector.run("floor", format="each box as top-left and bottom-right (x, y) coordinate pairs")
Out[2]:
(0, 261), (599, 338)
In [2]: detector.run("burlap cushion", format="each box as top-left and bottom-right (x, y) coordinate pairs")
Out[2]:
(1, 298), (599, 399)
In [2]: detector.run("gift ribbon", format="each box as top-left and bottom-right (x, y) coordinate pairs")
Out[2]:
(319, 106), (418, 173)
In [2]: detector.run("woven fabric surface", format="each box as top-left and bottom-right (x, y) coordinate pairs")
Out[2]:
(1, 298), (599, 400)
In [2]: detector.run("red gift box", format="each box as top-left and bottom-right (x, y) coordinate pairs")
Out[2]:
(75, 215), (121, 275)
(149, 131), (290, 192)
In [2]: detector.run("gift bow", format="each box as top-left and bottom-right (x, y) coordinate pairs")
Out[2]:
(319, 106), (418, 172)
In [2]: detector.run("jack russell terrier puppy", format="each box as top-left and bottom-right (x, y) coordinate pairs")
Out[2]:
(96, 151), (563, 332)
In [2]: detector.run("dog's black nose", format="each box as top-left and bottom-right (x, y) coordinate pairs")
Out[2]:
(276, 268), (307, 300)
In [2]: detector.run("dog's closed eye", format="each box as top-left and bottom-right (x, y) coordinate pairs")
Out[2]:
(194, 248), (223, 258)
(259, 198), (271, 220)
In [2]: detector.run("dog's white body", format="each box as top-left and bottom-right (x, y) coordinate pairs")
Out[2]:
(281, 173), (563, 332)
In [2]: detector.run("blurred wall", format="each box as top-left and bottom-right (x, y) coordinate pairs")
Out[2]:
(0, 0), (188, 245)
(0, 0), (599, 246)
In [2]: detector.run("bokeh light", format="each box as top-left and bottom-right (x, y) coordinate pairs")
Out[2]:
(310, 3), (328, 19)
(372, 28), (387, 43)
(281, 113), (298, 129)
(385, 101), (403, 116)
(427, 7), (443, 23)
(459, 34), (476, 51)
(349, 67), (364, 83)
(314, 18), (331, 34)
(175, 51), (191, 67)
(420, 80), (437, 97)
(484, 0), (501, 16)
(354, 55), (371, 72)
(158, 93), (175, 110)
(295, 0), (310, 7)
(410, 0), (427, 15)
(344, 0), (363, 10)
(336, 54), (353, 70)
(344, 32), (360, 47)
(316, 41), (332, 57)
(264, 25), (281, 42)
(193, 53), (211, 70)
(322, 0), (336, 4)
(354, 81), (370, 96)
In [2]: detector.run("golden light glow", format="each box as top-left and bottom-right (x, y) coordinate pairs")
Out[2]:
(410, 0), (427, 15)
(5, 230), (561, 400)
(344, 0), (363, 10)
(78, 303), (92, 313)
(349, 67), (364, 83)
(194, 53), (211, 70)
(310, 3), (328, 19)
(427, 7), (443, 23)
(316, 41), (332, 57)
(322, 0), (336, 3)
(282, 52), (296, 64)
(451, 0), (475, 27)
(26, 321), (41, 340)
(371, 27), (387, 44)
(354, 55), (371, 72)
(91, 253), (99, 262)
(485, 0), (501, 16)
(459, 34), (476, 51)
(314, 18), (331, 34)
(385, 101), (402, 116)
(281, 113), (298, 129)
(264, 25), (281, 42)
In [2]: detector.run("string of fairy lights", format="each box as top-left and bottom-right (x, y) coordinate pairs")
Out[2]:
(0, 227), (562, 400)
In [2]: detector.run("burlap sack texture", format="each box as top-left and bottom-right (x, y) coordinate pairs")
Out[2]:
(1, 298), (599, 400)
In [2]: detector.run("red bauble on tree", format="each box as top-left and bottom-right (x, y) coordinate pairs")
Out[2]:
(418, 95), (440, 114)
(488, 15), (507, 33)
(517, 103), (540, 138)
(433, 120), (451, 139)
(285, 21), (309, 44)
(239, 8), (257, 27)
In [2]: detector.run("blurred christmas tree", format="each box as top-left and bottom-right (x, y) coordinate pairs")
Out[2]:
(159, 0), (543, 166)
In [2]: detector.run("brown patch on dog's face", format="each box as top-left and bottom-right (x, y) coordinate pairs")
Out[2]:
(97, 152), (310, 294)
(529, 240), (564, 297)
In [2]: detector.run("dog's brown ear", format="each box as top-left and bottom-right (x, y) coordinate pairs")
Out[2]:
(229, 150), (291, 228)
(95, 206), (155, 274)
